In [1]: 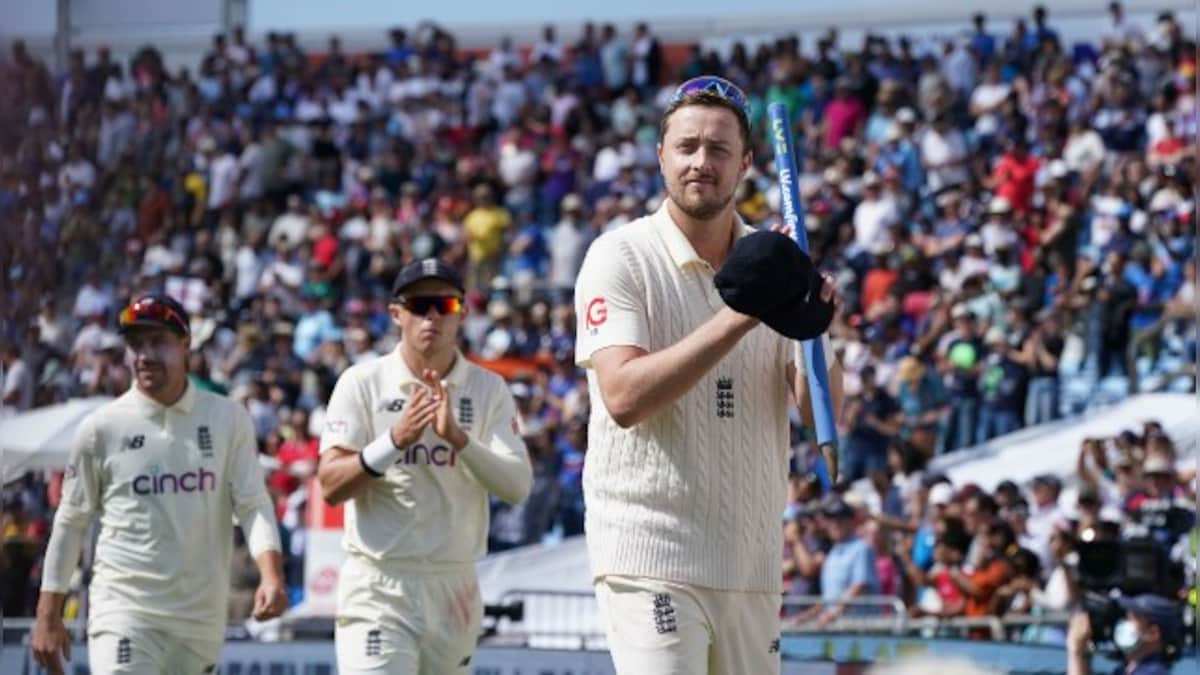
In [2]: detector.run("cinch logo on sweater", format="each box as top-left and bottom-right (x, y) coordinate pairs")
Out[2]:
(396, 443), (458, 467)
(132, 468), (217, 495)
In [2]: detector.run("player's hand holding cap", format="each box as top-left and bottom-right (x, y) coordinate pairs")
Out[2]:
(714, 230), (834, 341)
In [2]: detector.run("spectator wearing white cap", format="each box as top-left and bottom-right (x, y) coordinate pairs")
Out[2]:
(1026, 474), (1065, 547)
(548, 193), (589, 300)
(958, 235), (992, 280)
(875, 110), (925, 193)
(977, 328), (1024, 443)
(980, 196), (1020, 256)
(852, 171), (899, 254)
(937, 304), (984, 451)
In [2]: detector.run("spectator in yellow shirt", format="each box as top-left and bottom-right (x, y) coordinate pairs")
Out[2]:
(463, 184), (512, 290)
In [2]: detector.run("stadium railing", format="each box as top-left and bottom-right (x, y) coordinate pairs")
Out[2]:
(0, 594), (1074, 649)
(474, 590), (1073, 647)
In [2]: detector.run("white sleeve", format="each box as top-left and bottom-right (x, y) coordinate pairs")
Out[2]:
(319, 369), (372, 454)
(228, 407), (282, 557)
(457, 385), (532, 505)
(42, 418), (102, 593)
(574, 235), (650, 368)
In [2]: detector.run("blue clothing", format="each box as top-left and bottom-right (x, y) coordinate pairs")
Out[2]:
(293, 310), (341, 361)
(820, 536), (878, 603)
(897, 372), (948, 437)
(970, 33), (996, 64)
(876, 141), (925, 193)
(1112, 653), (1171, 675)
(912, 525), (936, 571)
(510, 223), (549, 275)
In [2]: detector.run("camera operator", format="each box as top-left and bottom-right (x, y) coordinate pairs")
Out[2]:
(1067, 594), (1182, 675)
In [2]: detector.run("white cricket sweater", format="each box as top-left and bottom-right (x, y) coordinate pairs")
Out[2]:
(574, 205), (803, 594)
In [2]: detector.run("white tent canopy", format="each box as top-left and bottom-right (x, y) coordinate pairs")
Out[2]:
(0, 397), (113, 483)
(477, 535), (594, 603)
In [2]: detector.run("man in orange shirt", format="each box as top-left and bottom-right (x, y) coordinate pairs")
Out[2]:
(948, 518), (1015, 638)
(860, 241), (898, 317)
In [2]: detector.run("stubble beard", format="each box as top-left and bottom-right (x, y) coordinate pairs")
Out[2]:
(669, 180), (735, 221)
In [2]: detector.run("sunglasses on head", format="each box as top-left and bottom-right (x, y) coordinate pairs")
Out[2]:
(396, 295), (463, 316)
(119, 298), (189, 335)
(668, 76), (752, 125)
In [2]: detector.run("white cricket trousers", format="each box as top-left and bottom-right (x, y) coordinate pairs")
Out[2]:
(88, 629), (221, 674)
(335, 555), (482, 674)
(594, 575), (782, 675)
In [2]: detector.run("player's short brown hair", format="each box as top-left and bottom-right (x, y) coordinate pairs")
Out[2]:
(660, 91), (752, 154)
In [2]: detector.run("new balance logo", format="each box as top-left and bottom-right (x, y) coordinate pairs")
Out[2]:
(652, 593), (677, 634)
(458, 655), (471, 667)
(769, 637), (780, 654)
(365, 629), (382, 657)
(122, 435), (145, 451)
(716, 377), (735, 419)
(458, 397), (474, 429)
(197, 425), (213, 458)
(116, 637), (131, 665)
(378, 399), (406, 413)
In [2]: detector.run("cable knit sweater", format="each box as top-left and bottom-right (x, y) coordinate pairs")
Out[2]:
(574, 205), (800, 594)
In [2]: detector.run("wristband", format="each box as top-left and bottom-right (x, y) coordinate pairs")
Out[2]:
(360, 432), (403, 477)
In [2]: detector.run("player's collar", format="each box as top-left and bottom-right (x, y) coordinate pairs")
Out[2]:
(390, 350), (470, 389)
(128, 379), (196, 416)
(655, 201), (755, 270)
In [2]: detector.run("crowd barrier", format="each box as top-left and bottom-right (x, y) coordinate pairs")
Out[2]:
(0, 595), (1168, 675)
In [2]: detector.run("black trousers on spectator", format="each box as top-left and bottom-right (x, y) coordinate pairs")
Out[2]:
(1098, 336), (1129, 379)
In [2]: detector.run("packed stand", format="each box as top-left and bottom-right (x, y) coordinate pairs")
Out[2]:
(0, 3), (1196, 633)
(781, 423), (1196, 647)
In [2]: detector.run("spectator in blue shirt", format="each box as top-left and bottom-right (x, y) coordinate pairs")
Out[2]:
(292, 288), (341, 362)
(875, 116), (925, 195)
(555, 418), (587, 537)
(843, 364), (902, 482)
(815, 499), (879, 626)
(970, 13), (996, 65)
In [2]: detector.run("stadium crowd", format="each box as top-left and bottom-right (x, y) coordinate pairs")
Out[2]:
(0, 2), (1195, 640)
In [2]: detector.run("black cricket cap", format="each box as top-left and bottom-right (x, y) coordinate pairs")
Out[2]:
(714, 230), (835, 341)
(391, 258), (465, 298)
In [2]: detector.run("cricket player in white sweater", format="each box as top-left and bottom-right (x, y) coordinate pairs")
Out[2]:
(317, 258), (532, 674)
(32, 294), (287, 675)
(574, 76), (844, 674)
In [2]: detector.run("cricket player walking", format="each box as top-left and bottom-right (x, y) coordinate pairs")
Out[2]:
(574, 76), (845, 674)
(32, 294), (287, 675)
(317, 258), (533, 674)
